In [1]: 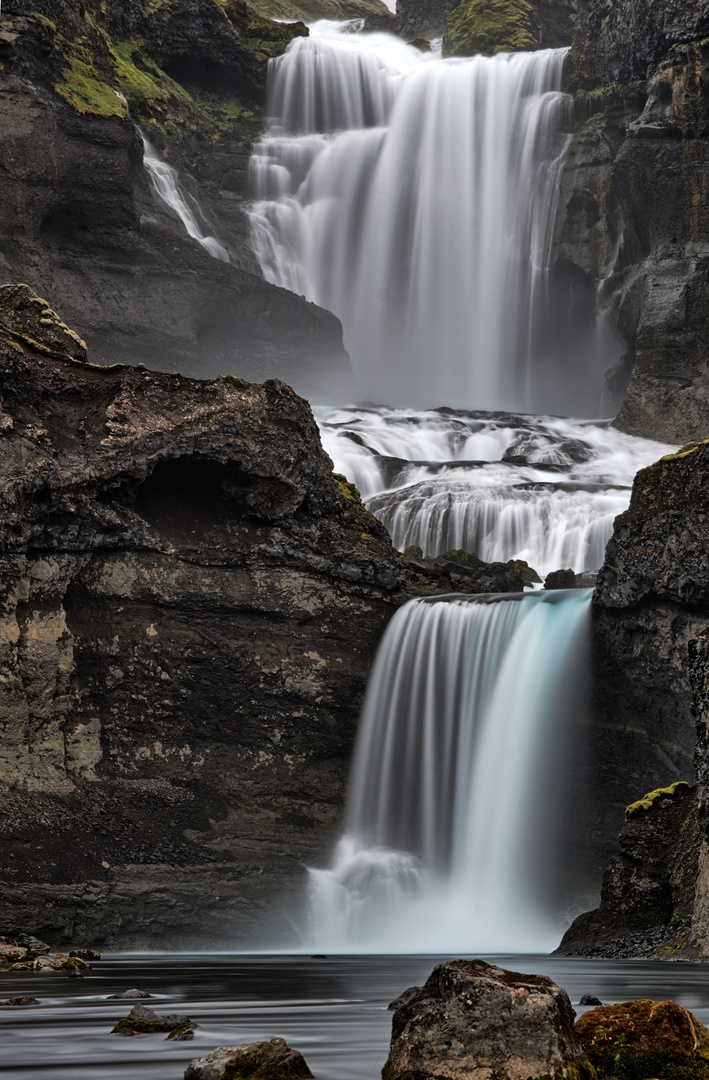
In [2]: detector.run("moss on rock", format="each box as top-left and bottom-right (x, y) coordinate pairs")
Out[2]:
(626, 781), (691, 816)
(442, 0), (541, 58)
(577, 999), (709, 1079)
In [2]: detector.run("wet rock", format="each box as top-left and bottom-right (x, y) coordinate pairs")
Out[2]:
(108, 988), (152, 999)
(0, 946), (30, 963)
(545, 568), (576, 589)
(0, 996), (40, 1006)
(577, 999), (709, 1079)
(168, 1024), (196, 1040)
(388, 986), (421, 1011)
(111, 1003), (192, 1036)
(578, 995), (603, 1006)
(69, 949), (101, 961)
(19, 954), (90, 972)
(381, 959), (595, 1080)
(184, 1037), (313, 1079)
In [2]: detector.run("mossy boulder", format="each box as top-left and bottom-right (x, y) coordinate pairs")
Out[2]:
(577, 999), (709, 1079)
(442, 0), (541, 57)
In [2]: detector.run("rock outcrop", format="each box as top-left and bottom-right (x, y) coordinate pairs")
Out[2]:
(577, 442), (709, 878)
(0, 287), (525, 947)
(0, 0), (352, 398)
(381, 959), (595, 1080)
(557, 781), (699, 956)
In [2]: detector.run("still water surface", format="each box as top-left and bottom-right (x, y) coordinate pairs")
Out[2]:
(3, 954), (709, 1078)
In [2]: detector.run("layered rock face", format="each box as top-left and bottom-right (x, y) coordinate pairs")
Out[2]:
(0, 286), (406, 946)
(0, 286), (531, 947)
(0, 0), (351, 398)
(556, 0), (709, 443)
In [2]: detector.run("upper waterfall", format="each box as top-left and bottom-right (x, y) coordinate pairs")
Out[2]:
(248, 24), (614, 414)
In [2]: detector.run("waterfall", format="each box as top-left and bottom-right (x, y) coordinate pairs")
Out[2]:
(248, 25), (614, 414)
(140, 132), (230, 263)
(307, 588), (592, 953)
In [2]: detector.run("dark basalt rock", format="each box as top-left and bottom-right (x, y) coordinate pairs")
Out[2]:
(557, 780), (699, 956)
(184, 1038), (313, 1080)
(0, 996), (40, 1006)
(381, 959), (595, 1080)
(0, 287), (518, 948)
(573, 442), (709, 880)
(576, 999), (709, 1079)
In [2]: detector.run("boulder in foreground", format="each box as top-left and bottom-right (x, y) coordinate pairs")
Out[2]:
(382, 958), (595, 1080)
(577, 999), (709, 1079)
(184, 1038), (313, 1079)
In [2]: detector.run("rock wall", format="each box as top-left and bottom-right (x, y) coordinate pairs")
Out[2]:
(0, 0), (351, 399)
(556, 0), (709, 443)
(0, 286), (532, 948)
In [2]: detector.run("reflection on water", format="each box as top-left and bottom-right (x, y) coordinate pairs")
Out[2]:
(2, 954), (709, 1079)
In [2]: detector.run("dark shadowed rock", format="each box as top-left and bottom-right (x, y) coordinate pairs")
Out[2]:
(578, 995), (603, 1006)
(545, 568), (576, 589)
(69, 948), (101, 961)
(577, 999), (709, 1079)
(0, 996), (40, 1006)
(381, 959), (595, 1080)
(184, 1038), (313, 1079)
(557, 780), (699, 957)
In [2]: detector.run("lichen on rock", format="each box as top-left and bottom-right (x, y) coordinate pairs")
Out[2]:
(577, 999), (709, 1079)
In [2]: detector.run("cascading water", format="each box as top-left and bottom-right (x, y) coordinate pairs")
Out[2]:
(140, 132), (230, 263)
(248, 23), (617, 414)
(248, 23), (676, 955)
(307, 588), (592, 953)
(315, 405), (676, 576)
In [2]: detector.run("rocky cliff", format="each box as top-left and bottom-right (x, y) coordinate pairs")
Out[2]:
(555, 0), (709, 443)
(0, 285), (532, 948)
(576, 441), (709, 881)
(0, 0), (354, 399)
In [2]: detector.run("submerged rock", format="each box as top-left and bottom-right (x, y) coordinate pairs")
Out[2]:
(577, 999), (709, 1079)
(184, 1038), (313, 1079)
(0, 996), (40, 1006)
(381, 959), (595, 1080)
(107, 988), (151, 999)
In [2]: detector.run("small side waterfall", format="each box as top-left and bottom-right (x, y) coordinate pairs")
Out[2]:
(307, 588), (592, 953)
(140, 132), (230, 263)
(248, 25), (614, 414)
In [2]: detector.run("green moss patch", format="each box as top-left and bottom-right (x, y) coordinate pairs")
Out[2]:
(442, 0), (541, 58)
(625, 781), (690, 816)
(577, 999), (709, 1079)
(54, 43), (126, 117)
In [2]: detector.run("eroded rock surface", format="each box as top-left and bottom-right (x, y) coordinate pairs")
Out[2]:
(381, 959), (594, 1080)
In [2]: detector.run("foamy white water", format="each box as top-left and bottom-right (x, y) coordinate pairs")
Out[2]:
(307, 588), (592, 953)
(248, 23), (616, 413)
(140, 132), (230, 262)
(315, 405), (676, 576)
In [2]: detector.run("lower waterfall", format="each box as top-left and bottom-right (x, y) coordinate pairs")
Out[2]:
(307, 588), (592, 953)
